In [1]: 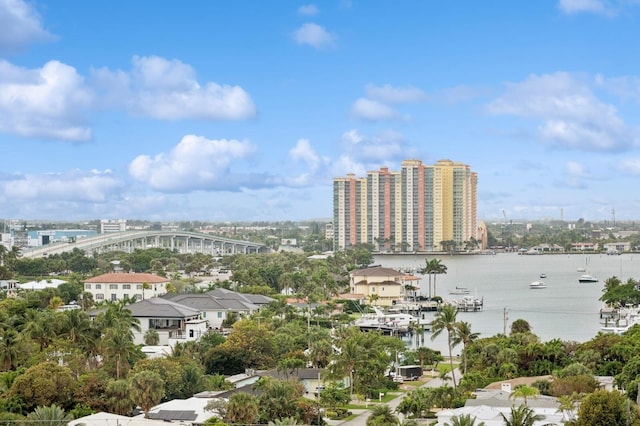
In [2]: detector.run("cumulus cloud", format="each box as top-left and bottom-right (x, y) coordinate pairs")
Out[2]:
(486, 72), (632, 151)
(0, 60), (93, 141)
(292, 23), (335, 49)
(364, 84), (426, 104)
(617, 157), (640, 175)
(0, 0), (54, 53)
(298, 4), (319, 16)
(330, 129), (416, 177)
(351, 98), (399, 121)
(128, 134), (269, 192)
(286, 138), (332, 186)
(351, 83), (425, 121)
(339, 128), (411, 164)
(0, 169), (123, 202)
(92, 55), (256, 120)
(557, 0), (611, 14)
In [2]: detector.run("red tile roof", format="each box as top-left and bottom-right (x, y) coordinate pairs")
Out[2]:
(84, 273), (168, 284)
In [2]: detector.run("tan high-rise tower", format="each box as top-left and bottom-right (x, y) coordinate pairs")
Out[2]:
(333, 159), (477, 252)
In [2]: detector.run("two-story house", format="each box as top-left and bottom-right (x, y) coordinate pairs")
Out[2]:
(83, 273), (169, 302)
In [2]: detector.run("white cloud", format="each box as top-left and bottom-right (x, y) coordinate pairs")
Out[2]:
(1, 169), (123, 202)
(351, 84), (425, 121)
(330, 129), (417, 177)
(292, 23), (335, 49)
(93, 55), (256, 120)
(595, 74), (640, 102)
(618, 157), (640, 175)
(566, 161), (589, 177)
(351, 98), (398, 120)
(486, 72), (632, 151)
(340, 128), (409, 164)
(129, 134), (262, 192)
(364, 84), (426, 104)
(0, 0), (53, 53)
(289, 138), (328, 173)
(298, 4), (319, 16)
(558, 0), (610, 14)
(0, 60), (93, 141)
(287, 138), (332, 186)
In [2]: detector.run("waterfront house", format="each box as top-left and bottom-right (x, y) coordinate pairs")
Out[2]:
(137, 396), (222, 425)
(89, 297), (206, 345)
(84, 272), (169, 302)
(165, 289), (270, 329)
(18, 278), (67, 291)
(349, 266), (405, 307)
(436, 386), (563, 425)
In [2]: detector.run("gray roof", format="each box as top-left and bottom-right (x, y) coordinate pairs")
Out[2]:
(166, 293), (230, 311)
(466, 390), (560, 409)
(127, 298), (201, 319)
(206, 288), (273, 309)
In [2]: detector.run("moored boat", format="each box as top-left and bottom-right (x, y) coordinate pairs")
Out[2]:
(539, 273), (547, 279)
(449, 286), (470, 295)
(579, 274), (598, 283)
(529, 281), (547, 289)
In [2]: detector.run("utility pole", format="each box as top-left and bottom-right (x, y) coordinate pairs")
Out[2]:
(503, 307), (509, 335)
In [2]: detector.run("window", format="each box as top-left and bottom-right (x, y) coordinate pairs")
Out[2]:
(136, 294), (143, 300)
(123, 284), (131, 290)
(217, 312), (222, 318)
(136, 284), (142, 290)
(96, 294), (104, 300)
(109, 284), (118, 290)
(371, 287), (376, 292)
(95, 284), (102, 290)
(84, 284), (91, 290)
(123, 294), (129, 300)
(110, 294), (117, 301)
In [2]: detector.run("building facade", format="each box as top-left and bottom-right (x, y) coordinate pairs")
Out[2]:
(333, 159), (478, 252)
(83, 272), (168, 302)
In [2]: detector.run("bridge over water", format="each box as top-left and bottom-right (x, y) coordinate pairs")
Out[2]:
(20, 230), (268, 258)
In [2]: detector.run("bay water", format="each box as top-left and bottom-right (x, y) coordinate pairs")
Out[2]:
(373, 253), (640, 355)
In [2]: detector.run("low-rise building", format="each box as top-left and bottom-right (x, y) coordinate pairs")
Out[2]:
(83, 273), (168, 302)
(349, 266), (406, 307)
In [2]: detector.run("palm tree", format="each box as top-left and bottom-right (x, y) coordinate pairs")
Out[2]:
(128, 370), (165, 418)
(446, 413), (486, 426)
(510, 385), (540, 407)
(225, 392), (259, 425)
(20, 309), (58, 350)
(366, 404), (399, 426)
(144, 329), (160, 345)
(106, 379), (134, 415)
(421, 258), (447, 298)
(500, 404), (544, 426)
(26, 404), (73, 426)
(453, 321), (480, 374)
(102, 326), (142, 380)
(431, 304), (459, 388)
(0, 327), (19, 371)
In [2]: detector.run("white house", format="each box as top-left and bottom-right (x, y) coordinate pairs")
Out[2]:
(84, 272), (169, 302)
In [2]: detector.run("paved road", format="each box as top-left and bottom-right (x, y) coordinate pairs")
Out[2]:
(334, 369), (462, 426)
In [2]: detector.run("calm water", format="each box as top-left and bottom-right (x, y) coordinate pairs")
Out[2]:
(373, 253), (640, 354)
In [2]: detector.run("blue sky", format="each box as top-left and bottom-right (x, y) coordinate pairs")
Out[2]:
(1, 0), (640, 223)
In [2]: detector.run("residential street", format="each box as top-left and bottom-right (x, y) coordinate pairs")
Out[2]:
(333, 369), (462, 426)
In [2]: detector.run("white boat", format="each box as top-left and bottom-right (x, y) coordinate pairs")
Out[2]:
(579, 274), (598, 283)
(539, 273), (547, 279)
(354, 307), (427, 332)
(529, 281), (547, 289)
(449, 286), (470, 295)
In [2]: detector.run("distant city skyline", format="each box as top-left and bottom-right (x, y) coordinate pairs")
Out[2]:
(1, 1), (640, 223)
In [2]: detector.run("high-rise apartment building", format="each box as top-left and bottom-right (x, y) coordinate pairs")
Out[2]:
(333, 159), (478, 252)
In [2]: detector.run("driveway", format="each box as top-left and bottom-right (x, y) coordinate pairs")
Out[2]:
(334, 369), (462, 426)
